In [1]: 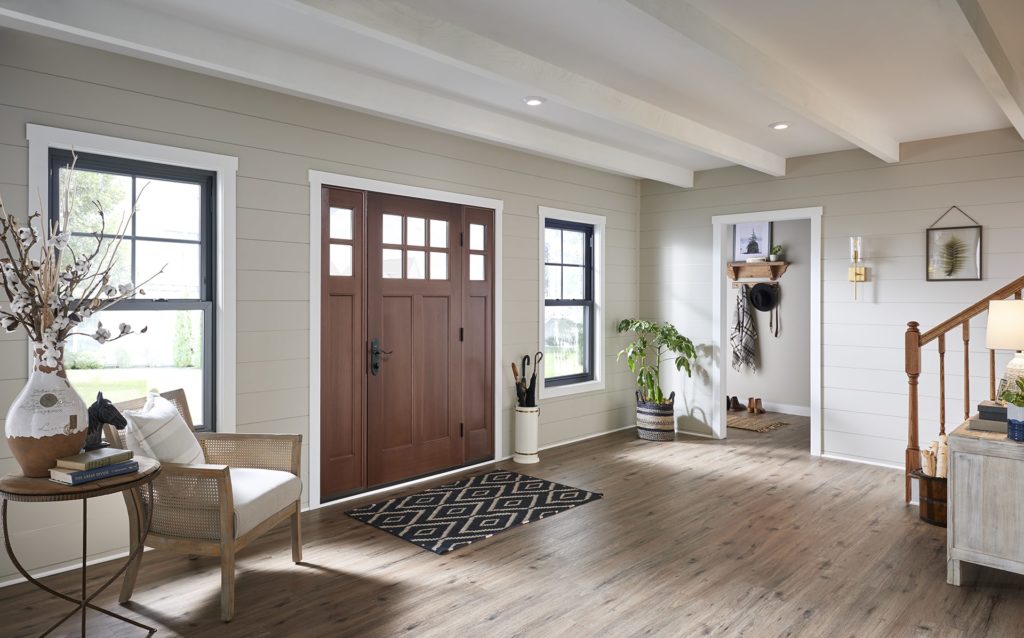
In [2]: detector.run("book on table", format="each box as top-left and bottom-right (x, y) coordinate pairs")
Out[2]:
(49, 460), (140, 485)
(55, 447), (133, 471)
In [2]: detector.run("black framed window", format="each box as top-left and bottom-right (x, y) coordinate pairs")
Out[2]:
(543, 219), (595, 386)
(49, 149), (216, 430)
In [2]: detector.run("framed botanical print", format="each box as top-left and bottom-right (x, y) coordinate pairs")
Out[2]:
(733, 221), (771, 261)
(926, 225), (981, 281)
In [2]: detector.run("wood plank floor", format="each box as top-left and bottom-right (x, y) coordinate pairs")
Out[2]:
(2, 422), (1022, 637)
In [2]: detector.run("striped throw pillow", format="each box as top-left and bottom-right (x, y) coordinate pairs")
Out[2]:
(123, 394), (205, 464)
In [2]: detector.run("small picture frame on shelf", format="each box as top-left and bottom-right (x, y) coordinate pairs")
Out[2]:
(733, 221), (771, 261)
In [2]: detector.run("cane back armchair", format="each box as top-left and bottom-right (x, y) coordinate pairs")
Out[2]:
(103, 389), (302, 622)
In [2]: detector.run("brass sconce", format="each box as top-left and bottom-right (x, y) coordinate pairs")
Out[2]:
(848, 236), (867, 299)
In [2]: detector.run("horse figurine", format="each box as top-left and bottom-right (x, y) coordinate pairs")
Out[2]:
(85, 392), (128, 451)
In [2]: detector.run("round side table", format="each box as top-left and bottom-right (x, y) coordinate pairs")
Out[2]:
(0, 456), (161, 637)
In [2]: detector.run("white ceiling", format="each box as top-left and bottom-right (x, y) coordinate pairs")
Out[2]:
(0, 0), (1020, 186)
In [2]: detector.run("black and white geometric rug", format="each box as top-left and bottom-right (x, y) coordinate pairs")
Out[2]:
(345, 469), (603, 554)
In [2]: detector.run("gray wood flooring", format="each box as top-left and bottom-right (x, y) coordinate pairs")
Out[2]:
(2, 421), (1022, 637)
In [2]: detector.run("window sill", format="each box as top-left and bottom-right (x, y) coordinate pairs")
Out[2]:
(540, 379), (605, 399)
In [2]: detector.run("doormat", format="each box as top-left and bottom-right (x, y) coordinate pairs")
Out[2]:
(727, 412), (790, 433)
(345, 470), (602, 554)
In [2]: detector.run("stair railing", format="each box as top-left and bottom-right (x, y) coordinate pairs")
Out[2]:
(904, 275), (1024, 502)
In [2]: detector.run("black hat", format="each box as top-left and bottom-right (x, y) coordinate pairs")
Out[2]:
(749, 283), (779, 312)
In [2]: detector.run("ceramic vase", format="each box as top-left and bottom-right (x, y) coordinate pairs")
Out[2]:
(5, 343), (88, 477)
(1008, 404), (1024, 442)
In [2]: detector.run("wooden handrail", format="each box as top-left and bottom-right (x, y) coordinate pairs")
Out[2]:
(905, 274), (1024, 502)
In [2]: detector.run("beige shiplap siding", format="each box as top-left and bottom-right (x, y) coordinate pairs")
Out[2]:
(640, 128), (1024, 466)
(0, 29), (639, 581)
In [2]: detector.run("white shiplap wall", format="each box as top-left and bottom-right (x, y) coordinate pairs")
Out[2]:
(640, 128), (1024, 466)
(0, 29), (640, 582)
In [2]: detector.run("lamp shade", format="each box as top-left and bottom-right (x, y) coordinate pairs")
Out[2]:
(986, 300), (1024, 350)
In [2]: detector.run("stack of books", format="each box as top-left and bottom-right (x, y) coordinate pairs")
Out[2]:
(49, 448), (138, 485)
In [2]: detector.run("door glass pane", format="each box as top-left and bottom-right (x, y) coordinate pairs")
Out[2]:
(407, 250), (425, 279)
(382, 248), (403, 278)
(429, 219), (448, 248)
(562, 266), (585, 300)
(329, 244), (352, 276)
(135, 178), (201, 241)
(543, 305), (586, 378)
(563, 230), (585, 265)
(544, 265), (561, 299)
(382, 214), (403, 245)
(407, 217), (425, 246)
(136, 240), (201, 299)
(544, 228), (561, 263)
(329, 207), (353, 240)
(469, 254), (485, 281)
(469, 224), (485, 251)
(65, 308), (206, 427)
(59, 167), (132, 235)
(429, 251), (448, 280)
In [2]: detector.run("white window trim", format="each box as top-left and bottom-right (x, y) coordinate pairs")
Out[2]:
(26, 124), (238, 432)
(538, 206), (606, 399)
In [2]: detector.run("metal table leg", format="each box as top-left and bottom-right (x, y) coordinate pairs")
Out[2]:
(2, 483), (157, 637)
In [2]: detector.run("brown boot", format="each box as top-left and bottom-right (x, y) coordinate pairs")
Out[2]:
(728, 396), (743, 411)
(754, 398), (766, 414)
(747, 397), (755, 413)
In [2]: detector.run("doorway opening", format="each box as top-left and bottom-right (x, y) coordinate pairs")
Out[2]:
(308, 172), (504, 507)
(711, 207), (823, 455)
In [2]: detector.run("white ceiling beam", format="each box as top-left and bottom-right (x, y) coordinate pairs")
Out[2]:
(938, 0), (1024, 139)
(624, 0), (901, 164)
(0, 1), (694, 187)
(298, 0), (786, 177)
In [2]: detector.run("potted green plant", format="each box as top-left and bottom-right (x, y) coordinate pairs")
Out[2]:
(769, 244), (784, 262)
(1000, 377), (1024, 442)
(616, 319), (697, 441)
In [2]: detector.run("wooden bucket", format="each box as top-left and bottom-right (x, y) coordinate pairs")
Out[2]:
(635, 391), (675, 441)
(911, 469), (947, 527)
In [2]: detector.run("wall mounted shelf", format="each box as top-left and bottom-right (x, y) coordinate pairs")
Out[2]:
(726, 261), (789, 282)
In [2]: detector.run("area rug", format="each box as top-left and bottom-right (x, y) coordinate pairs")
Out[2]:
(727, 411), (790, 433)
(345, 469), (603, 554)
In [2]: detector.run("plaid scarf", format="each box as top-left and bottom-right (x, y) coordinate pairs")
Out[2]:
(730, 286), (758, 372)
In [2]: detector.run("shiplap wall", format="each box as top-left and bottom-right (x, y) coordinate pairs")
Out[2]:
(0, 29), (640, 582)
(641, 128), (1024, 466)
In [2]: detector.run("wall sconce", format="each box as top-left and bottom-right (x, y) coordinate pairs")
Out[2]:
(848, 236), (867, 299)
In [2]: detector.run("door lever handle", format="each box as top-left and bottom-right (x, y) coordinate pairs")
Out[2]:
(370, 339), (392, 376)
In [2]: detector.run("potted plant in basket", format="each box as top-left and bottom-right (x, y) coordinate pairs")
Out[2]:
(616, 319), (697, 441)
(0, 157), (160, 476)
(1000, 377), (1024, 442)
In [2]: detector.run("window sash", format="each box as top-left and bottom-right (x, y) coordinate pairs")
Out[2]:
(49, 149), (217, 429)
(544, 218), (595, 385)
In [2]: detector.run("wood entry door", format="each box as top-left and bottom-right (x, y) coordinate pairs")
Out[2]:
(365, 193), (464, 486)
(320, 187), (494, 499)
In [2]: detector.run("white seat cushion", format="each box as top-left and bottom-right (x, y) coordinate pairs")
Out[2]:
(123, 395), (205, 465)
(230, 468), (301, 539)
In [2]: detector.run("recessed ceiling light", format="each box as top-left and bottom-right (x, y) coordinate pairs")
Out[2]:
(770, 121), (791, 130)
(522, 96), (546, 107)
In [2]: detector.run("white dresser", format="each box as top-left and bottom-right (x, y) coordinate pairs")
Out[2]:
(947, 421), (1024, 585)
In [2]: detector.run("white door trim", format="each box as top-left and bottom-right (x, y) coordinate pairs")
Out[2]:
(710, 206), (823, 455)
(308, 170), (504, 508)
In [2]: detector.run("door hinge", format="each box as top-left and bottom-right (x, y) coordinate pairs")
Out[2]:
(459, 327), (464, 341)
(460, 423), (464, 437)
(459, 232), (464, 246)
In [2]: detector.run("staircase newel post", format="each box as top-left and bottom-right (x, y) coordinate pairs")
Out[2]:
(905, 321), (921, 503)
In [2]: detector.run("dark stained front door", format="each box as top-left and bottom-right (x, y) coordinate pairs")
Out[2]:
(320, 187), (494, 498)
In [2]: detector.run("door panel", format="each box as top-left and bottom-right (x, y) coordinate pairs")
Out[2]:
(463, 207), (495, 463)
(320, 187), (365, 499)
(366, 193), (464, 487)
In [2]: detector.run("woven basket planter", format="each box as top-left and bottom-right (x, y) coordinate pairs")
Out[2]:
(635, 391), (675, 441)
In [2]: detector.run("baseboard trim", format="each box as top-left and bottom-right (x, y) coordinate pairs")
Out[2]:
(761, 402), (811, 417)
(821, 452), (903, 471)
(539, 424), (635, 450)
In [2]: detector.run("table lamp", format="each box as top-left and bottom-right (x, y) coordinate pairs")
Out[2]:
(986, 300), (1024, 390)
